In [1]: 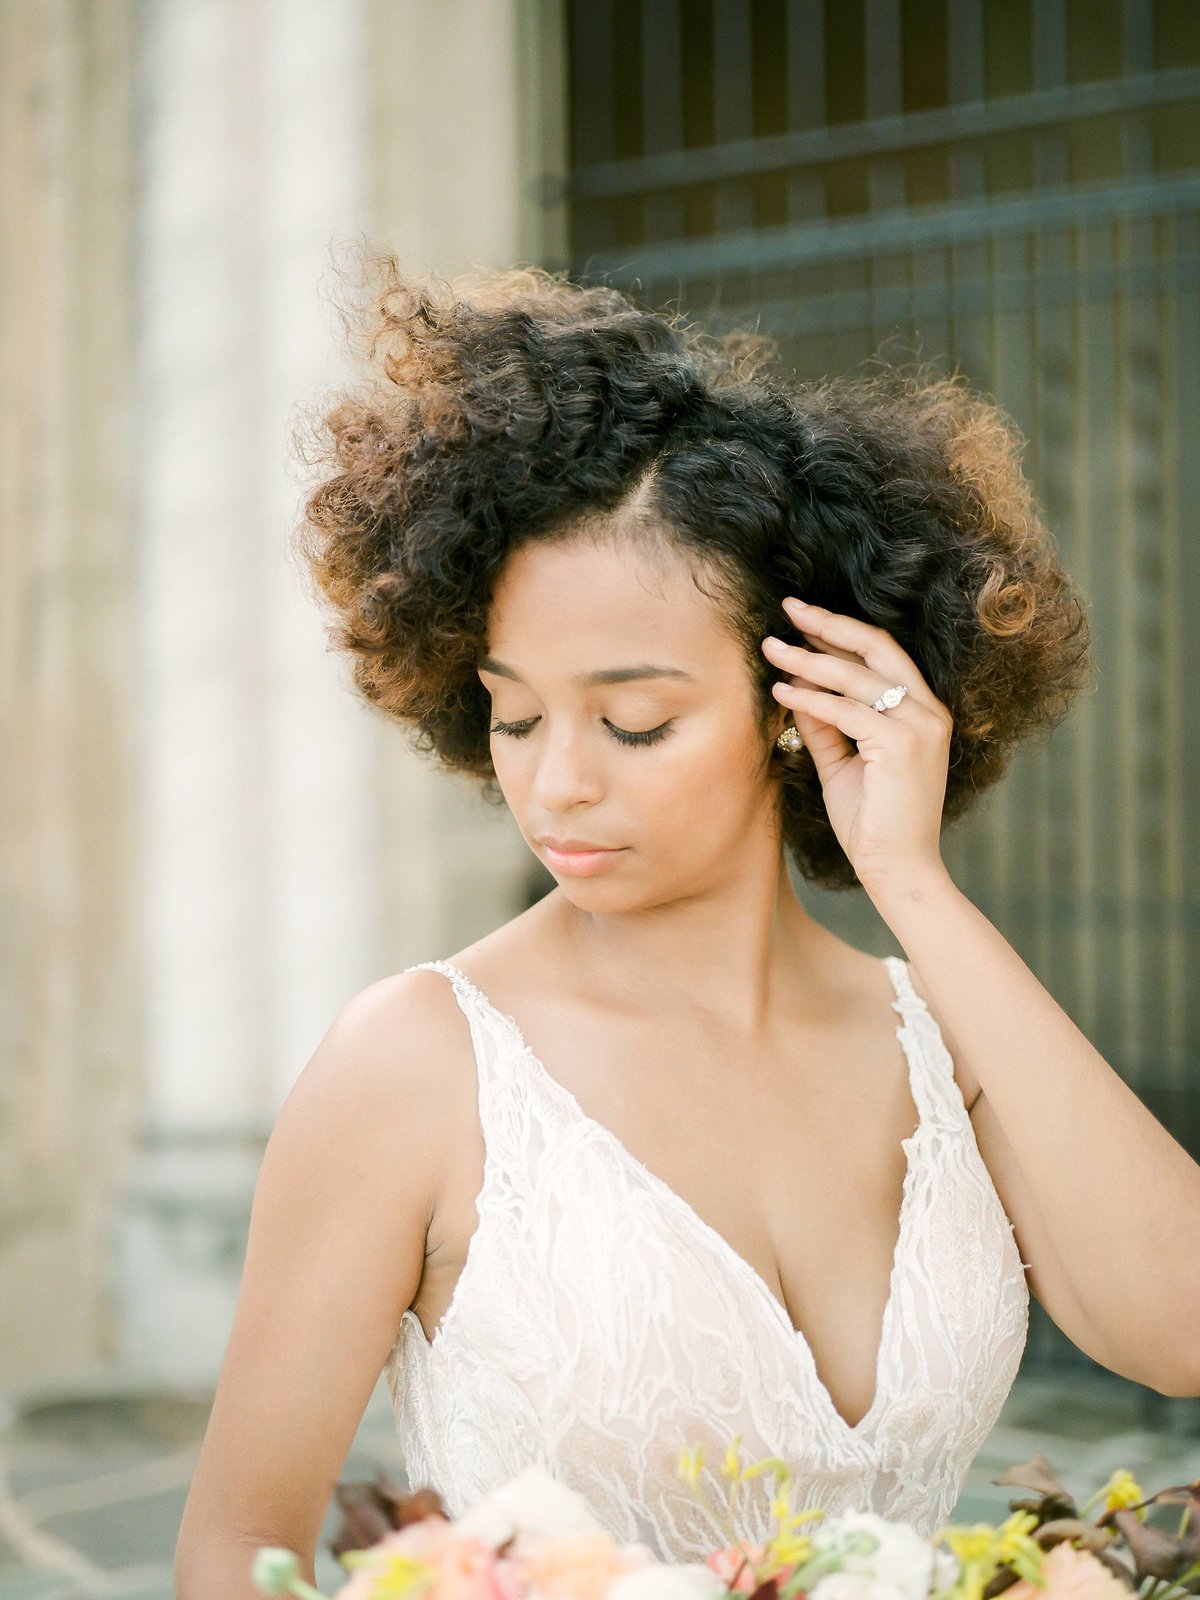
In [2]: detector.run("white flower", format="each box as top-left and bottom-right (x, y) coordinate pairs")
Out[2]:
(454, 1463), (615, 1548)
(810, 1577), (905, 1600)
(810, 1513), (957, 1600)
(608, 1563), (728, 1600)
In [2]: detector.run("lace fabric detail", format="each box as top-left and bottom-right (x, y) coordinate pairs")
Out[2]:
(384, 955), (1029, 1557)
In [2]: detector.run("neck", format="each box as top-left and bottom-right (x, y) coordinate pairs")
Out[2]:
(540, 850), (835, 1038)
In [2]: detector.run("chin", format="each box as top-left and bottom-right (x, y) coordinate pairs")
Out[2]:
(547, 870), (647, 910)
(568, 878), (692, 919)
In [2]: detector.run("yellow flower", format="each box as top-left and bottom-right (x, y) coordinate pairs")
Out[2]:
(933, 1512), (1044, 1600)
(763, 1530), (815, 1570)
(1095, 1468), (1147, 1520)
(373, 1557), (439, 1600)
(995, 1510), (1043, 1566)
(939, 1522), (999, 1567)
(722, 1436), (745, 1479)
(760, 1483), (823, 1582)
(337, 1551), (437, 1600)
(934, 1510), (1036, 1600)
(677, 1445), (705, 1488)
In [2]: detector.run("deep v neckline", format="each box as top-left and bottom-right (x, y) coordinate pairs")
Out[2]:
(431, 956), (927, 1442)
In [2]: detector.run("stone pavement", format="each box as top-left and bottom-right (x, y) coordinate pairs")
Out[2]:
(0, 1372), (1196, 1600)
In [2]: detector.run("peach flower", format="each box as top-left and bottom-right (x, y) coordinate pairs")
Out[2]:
(1002, 1541), (1132, 1600)
(517, 1531), (645, 1600)
(331, 1518), (506, 1600)
(707, 1540), (769, 1593)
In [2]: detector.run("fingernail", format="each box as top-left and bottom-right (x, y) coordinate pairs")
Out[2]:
(784, 596), (809, 611)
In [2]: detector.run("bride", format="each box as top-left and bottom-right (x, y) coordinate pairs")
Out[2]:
(174, 262), (1200, 1595)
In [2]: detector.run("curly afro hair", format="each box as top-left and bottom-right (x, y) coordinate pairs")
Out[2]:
(294, 253), (1092, 891)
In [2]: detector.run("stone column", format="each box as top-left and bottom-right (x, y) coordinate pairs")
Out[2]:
(0, 0), (140, 1384)
(115, 0), (377, 1381)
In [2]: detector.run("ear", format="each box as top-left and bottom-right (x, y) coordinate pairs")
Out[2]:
(768, 699), (793, 742)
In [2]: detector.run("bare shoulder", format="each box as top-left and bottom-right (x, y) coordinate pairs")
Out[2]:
(175, 964), (479, 1568)
(895, 960), (984, 1114)
(251, 963), (482, 1318)
(324, 963), (479, 1087)
(273, 964), (480, 1154)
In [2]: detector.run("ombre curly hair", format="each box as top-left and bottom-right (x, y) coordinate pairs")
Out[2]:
(293, 254), (1092, 891)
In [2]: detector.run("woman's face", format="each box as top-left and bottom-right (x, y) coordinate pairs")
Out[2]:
(478, 532), (788, 909)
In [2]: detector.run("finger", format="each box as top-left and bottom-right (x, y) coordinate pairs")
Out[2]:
(791, 627), (861, 667)
(773, 679), (907, 743)
(783, 703), (856, 774)
(781, 599), (931, 700)
(763, 638), (907, 711)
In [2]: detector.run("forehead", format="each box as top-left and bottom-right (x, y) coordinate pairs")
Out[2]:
(486, 534), (727, 665)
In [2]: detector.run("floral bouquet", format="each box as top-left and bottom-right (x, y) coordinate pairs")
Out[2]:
(252, 1438), (1200, 1600)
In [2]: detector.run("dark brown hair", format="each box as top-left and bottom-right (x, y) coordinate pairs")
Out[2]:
(294, 256), (1092, 890)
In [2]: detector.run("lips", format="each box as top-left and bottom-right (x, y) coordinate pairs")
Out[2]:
(538, 837), (618, 852)
(537, 836), (628, 878)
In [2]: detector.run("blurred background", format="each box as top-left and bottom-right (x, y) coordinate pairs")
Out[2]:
(2, 0), (1198, 1594)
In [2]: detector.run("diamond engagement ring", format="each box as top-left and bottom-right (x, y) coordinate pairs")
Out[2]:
(872, 683), (909, 713)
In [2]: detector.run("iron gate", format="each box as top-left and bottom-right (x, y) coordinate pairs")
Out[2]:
(564, 0), (1200, 1403)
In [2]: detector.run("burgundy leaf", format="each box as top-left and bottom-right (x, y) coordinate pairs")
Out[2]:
(1109, 1509), (1196, 1584)
(392, 1485), (451, 1527)
(992, 1453), (1075, 1506)
(1033, 1519), (1118, 1556)
(328, 1484), (397, 1559)
(326, 1472), (449, 1559)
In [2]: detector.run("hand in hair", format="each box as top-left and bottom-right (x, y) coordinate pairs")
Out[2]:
(763, 595), (955, 896)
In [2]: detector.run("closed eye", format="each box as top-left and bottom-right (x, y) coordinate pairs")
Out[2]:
(489, 716), (675, 749)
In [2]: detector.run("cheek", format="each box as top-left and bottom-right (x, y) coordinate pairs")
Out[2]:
(485, 735), (524, 790)
(492, 746), (536, 807)
(636, 724), (761, 826)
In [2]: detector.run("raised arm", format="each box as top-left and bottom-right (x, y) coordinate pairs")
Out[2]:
(173, 968), (464, 1600)
(765, 595), (1200, 1397)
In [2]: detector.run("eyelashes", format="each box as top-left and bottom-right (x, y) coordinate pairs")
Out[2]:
(489, 717), (675, 749)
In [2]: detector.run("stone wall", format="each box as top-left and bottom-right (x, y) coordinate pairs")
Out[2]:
(0, 0), (569, 1392)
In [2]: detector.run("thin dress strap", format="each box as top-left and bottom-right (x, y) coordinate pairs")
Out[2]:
(407, 957), (477, 996)
(881, 955), (966, 1132)
(402, 958), (523, 1114)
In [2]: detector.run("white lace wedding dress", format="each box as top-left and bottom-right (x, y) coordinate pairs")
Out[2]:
(383, 956), (1030, 1559)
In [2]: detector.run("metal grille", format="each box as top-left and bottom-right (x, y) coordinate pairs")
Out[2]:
(565, 0), (1200, 1396)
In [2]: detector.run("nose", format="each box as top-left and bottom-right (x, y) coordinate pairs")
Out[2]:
(527, 723), (606, 811)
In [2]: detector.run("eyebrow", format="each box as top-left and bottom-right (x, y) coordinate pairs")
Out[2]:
(478, 657), (696, 686)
